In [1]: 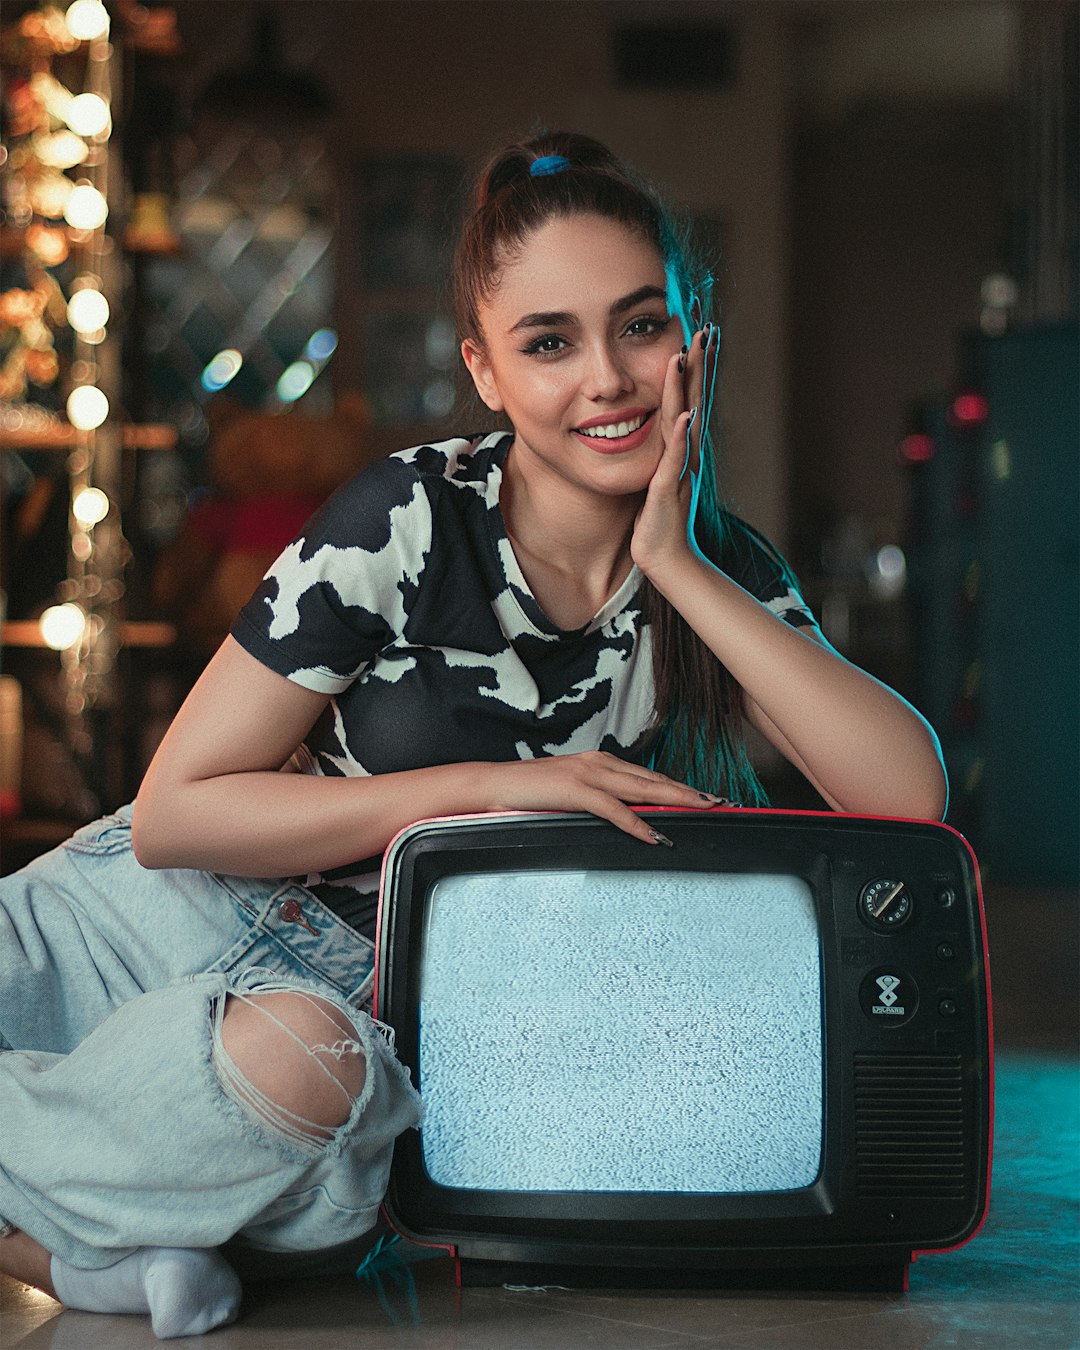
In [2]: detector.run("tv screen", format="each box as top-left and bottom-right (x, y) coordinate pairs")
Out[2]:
(419, 869), (823, 1195)
(376, 808), (991, 1292)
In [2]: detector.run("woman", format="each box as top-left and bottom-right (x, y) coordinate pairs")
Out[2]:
(0, 132), (947, 1338)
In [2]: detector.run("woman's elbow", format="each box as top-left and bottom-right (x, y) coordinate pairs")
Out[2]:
(130, 792), (172, 869)
(902, 743), (949, 822)
(911, 772), (949, 823)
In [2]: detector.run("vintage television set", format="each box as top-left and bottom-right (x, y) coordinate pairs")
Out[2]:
(374, 808), (992, 1291)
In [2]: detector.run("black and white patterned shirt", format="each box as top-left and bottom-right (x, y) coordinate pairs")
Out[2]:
(232, 432), (816, 936)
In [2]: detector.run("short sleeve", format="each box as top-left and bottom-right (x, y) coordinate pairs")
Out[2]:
(719, 516), (818, 631)
(231, 455), (433, 694)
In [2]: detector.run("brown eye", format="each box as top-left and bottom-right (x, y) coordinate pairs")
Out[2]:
(522, 333), (568, 357)
(625, 315), (670, 339)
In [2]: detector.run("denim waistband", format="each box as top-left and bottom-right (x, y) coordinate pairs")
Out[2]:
(205, 872), (376, 1010)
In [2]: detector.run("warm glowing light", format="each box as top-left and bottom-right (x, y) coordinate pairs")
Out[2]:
(67, 385), (109, 430)
(36, 130), (89, 169)
(32, 173), (73, 219)
(73, 486), (110, 526)
(200, 349), (243, 393)
(64, 183), (108, 230)
(67, 288), (110, 334)
(276, 361), (315, 403)
(65, 0), (111, 40)
(40, 603), (87, 651)
(65, 94), (111, 139)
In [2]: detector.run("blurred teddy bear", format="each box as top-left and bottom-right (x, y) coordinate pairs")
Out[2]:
(152, 392), (377, 662)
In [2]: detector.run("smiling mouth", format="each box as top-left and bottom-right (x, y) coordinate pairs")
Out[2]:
(574, 411), (653, 441)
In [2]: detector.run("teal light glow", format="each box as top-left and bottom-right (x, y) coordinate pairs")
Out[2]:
(276, 361), (316, 403)
(201, 349), (243, 393)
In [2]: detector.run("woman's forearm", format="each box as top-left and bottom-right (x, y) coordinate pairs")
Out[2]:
(132, 760), (495, 875)
(646, 553), (948, 819)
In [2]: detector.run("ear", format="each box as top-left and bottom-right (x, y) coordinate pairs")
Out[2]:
(461, 339), (505, 413)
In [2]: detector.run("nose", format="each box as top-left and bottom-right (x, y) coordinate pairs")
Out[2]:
(582, 339), (633, 402)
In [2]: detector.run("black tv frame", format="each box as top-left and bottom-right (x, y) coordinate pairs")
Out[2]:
(375, 808), (992, 1292)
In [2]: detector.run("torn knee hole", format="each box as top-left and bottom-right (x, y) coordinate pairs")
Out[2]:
(212, 990), (367, 1148)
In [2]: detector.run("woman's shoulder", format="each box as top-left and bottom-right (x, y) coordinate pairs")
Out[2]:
(304, 431), (506, 533)
(393, 430), (509, 481)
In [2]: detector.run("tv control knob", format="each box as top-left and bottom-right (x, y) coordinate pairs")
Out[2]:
(859, 879), (914, 931)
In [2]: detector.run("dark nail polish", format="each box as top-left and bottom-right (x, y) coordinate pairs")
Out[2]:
(649, 829), (675, 848)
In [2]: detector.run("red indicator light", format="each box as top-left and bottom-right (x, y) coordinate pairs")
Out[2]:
(900, 433), (935, 464)
(949, 392), (989, 427)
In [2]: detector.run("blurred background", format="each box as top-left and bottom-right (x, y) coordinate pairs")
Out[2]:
(0, 0), (1076, 1045)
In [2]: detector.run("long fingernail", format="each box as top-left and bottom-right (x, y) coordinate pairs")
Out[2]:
(649, 829), (675, 847)
(687, 406), (698, 428)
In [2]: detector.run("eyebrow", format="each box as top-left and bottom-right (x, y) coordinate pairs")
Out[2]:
(508, 284), (669, 335)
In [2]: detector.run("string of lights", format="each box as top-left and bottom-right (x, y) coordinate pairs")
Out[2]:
(3, 1), (127, 768)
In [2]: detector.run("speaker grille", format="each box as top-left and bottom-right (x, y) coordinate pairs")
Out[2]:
(854, 1054), (967, 1198)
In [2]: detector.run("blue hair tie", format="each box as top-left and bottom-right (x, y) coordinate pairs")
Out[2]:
(530, 154), (571, 178)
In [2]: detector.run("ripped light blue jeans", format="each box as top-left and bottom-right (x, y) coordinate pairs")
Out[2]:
(0, 805), (422, 1270)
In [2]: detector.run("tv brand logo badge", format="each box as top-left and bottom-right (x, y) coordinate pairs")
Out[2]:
(859, 969), (918, 1025)
(874, 975), (904, 1014)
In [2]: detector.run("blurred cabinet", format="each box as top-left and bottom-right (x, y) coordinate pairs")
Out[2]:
(907, 325), (1079, 884)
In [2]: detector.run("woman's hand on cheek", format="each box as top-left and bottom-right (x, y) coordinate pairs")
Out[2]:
(630, 327), (709, 577)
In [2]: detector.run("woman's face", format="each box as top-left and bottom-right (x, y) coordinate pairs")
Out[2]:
(462, 213), (683, 502)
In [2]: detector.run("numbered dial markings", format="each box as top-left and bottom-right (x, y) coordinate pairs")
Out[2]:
(859, 879), (914, 931)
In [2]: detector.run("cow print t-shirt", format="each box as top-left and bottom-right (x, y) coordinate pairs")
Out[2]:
(232, 432), (816, 939)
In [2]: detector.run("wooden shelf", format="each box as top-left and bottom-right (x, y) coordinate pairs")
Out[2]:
(0, 423), (177, 452)
(2, 620), (176, 649)
(1, 225), (183, 260)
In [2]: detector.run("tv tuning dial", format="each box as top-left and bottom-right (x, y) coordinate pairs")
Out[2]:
(859, 879), (914, 931)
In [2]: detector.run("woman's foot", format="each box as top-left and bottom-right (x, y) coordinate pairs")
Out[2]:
(50, 1245), (242, 1339)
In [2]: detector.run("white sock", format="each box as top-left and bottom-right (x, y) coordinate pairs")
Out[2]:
(50, 1245), (242, 1339)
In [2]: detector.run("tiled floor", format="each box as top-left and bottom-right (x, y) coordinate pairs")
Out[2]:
(3, 887), (1078, 1348)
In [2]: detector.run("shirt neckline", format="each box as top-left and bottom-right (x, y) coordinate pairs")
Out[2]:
(480, 432), (642, 639)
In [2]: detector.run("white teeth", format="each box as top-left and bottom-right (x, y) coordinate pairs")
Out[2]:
(578, 413), (647, 439)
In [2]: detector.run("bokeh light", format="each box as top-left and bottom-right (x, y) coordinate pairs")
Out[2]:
(65, 94), (110, 139)
(40, 604), (87, 651)
(276, 361), (315, 403)
(67, 288), (110, 334)
(72, 486), (110, 526)
(67, 385), (109, 430)
(65, 0), (110, 40)
(64, 183), (108, 230)
(200, 349), (243, 393)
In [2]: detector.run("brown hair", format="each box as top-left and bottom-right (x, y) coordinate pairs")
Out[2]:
(454, 131), (767, 804)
